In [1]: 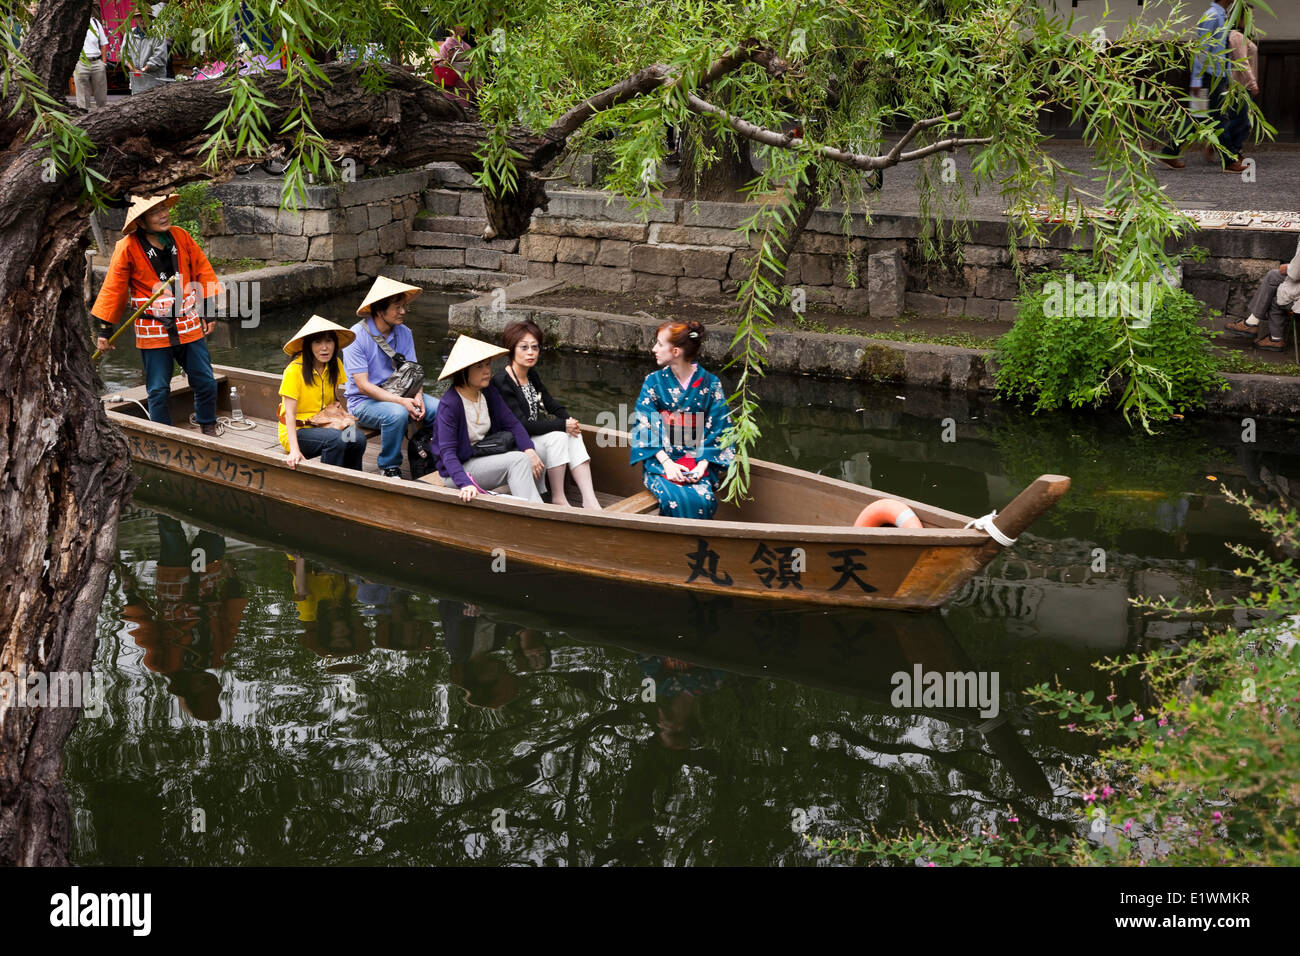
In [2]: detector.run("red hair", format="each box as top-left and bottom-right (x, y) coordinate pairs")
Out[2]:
(657, 320), (705, 361)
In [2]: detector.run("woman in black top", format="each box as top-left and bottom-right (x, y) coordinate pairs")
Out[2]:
(492, 320), (602, 509)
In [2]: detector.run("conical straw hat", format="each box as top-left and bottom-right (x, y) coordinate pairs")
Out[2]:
(438, 334), (507, 380)
(283, 315), (357, 356)
(356, 275), (423, 316)
(121, 193), (180, 234)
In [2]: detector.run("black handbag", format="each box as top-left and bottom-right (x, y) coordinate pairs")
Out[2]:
(368, 327), (425, 398)
(407, 420), (437, 479)
(472, 430), (516, 456)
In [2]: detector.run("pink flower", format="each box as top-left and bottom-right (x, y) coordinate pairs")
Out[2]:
(1008, 815), (1019, 823)
(1107, 694), (1117, 702)
(1067, 723), (1077, 732)
(1212, 811), (1222, 822)
(1133, 713), (1144, 722)
(1083, 789), (1098, 804)
(1123, 820), (1134, 833)
(1158, 716), (1168, 727)
(927, 861), (936, 867)
(1101, 785), (1115, 799)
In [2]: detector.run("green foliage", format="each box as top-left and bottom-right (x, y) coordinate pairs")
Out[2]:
(814, 489), (1300, 866)
(170, 183), (222, 251)
(994, 253), (1227, 428)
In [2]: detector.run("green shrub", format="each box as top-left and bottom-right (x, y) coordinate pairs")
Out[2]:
(993, 253), (1227, 425)
(171, 182), (221, 252)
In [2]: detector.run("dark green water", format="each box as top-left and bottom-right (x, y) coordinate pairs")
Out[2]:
(71, 291), (1300, 865)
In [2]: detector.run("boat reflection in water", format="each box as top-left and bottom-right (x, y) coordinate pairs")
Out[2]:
(131, 463), (1055, 802)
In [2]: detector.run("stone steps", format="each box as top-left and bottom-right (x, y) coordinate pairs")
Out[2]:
(399, 267), (525, 290)
(406, 228), (518, 252)
(415, 214), (488, 236)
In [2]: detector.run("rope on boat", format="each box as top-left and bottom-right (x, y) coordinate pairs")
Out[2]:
(964, 511), (1017, 547)
(190, 413), (257, 432)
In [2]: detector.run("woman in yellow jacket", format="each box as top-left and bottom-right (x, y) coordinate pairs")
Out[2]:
(91, 193), (223, 433)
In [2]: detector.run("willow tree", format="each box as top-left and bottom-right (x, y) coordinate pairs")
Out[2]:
(0, 0), (1239, 864)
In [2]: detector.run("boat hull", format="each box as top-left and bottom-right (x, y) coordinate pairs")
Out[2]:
(104, 366), (1069, 610)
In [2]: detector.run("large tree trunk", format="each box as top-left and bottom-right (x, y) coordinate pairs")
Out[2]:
(0, 22), (564, 868)
(669, 124), (757, 201)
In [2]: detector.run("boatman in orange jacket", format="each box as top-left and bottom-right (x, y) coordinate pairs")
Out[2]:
(92, 193), (224, 434)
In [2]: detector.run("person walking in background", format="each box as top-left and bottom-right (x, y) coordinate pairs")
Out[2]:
(1157, 1), (1251, 172)
(74, 15), (110, 109)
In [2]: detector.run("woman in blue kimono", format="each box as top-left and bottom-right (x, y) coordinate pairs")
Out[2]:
(629, 321), (734, 519)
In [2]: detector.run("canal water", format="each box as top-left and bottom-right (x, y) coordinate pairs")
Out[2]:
(72, 292), (1300, 865)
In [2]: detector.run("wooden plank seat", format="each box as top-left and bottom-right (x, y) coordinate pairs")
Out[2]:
(604, 489), (660, 515)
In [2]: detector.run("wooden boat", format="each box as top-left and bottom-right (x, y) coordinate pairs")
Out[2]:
(103, 365), (1070, 610)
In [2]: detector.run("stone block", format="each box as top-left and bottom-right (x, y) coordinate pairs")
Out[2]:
(1185, 276), (1230, 311)
(424, 189), (462, 216)
(402, 197), (419, 220)
(679, 200), (758, 230)
(466, 247), (502, 270)
(975, 268), (1020, 300)
(526, 260), (555, 279)
(345, 205), (370, 234)
(798, 253), (834, 286)
(554, 262), (587, 284)
(368, 204), (393, 229)
(205, 235), (271, 260)
(529, 217), (649, 241)
(678, 277), (722, 298)
(905, 292), (948, 317)
(220, 205), (259, 235)
(521, 234), (559, 262)
(630, 244), (684, 276)
(378, 221), (406, 255)
(634, 272), (677, 292)
(595, 240), (631, 268)
(832, 254), (864, 289)
(308, 233), (358, 261)
(273, 234), (309, 260)
(556, 236), (599, 264)
(395, 247), (464, 268)
(501, 253), (528, 274)
(357, 229), (380, 258)
(963, 297), (1002, 319)
(275, 208), (303, 236)
(946, 297), (966, 317)
(796, 231), (853, 255)
(728, 250), (756, 281)
(867, 248), (906, 318)
(998, 300), (1020, 322)
(674, 245), (731, 279)
(459, 191), (487, 218)
(356, 255), (387, 278)
(649, 223), (747, 247)
(334, 170), (430, 206)
(962, 245), (1009, 267)
(540, 190), (678, 224)
(332, 258), (358, 288)
(581, 265), (635, 293)
(302, 208), (343, 236)
(839, 288), (871, 315)
(424, 163), (478, 188)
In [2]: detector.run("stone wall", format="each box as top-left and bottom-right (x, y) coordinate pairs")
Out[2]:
(467, 185), (1298, 322)
(202, 170), (430, 288)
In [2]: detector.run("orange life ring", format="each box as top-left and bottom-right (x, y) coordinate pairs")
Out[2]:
(854, 498), (924, 529)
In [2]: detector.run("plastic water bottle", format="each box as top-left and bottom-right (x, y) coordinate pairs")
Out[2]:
(229, 386), (244, 422)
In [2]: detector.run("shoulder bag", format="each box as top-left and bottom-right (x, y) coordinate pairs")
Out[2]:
(368, 325), (425, 398)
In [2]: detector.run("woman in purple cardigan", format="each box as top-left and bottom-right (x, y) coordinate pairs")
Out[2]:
(434, 336), (546, 503)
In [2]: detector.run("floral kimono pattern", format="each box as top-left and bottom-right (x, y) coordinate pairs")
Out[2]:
(629, 365), (734, 519)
